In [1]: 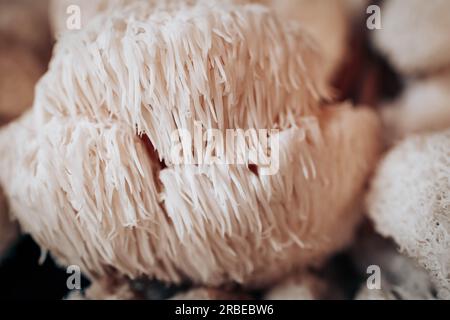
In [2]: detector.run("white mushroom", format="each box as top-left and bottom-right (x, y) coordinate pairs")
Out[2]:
(367, 130), (450, 298)
(382, 72), (450, 143)
(372, 0), (450, 75)
(0, 0), (380, 288)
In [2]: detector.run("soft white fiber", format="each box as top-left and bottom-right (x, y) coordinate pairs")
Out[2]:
(266, 0), (349, 82)
(0, 0), (381, 287)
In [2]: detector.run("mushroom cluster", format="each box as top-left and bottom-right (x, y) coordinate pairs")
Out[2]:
(1, 0), (449, 301)
(367, 0), (450, 299)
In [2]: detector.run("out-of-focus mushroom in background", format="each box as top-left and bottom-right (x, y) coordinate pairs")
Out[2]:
(371, 0), (450, 143)
(366, 0), (450, 300)
(0, 0), (51, 261)
(0, 0), (51, 60)
(0, 46), (44, 123)
(373, 0), (450, 76)
(367, 130), (450, 299)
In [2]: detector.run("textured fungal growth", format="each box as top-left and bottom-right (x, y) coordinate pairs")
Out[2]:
(0, 0), (51, 59)
(0, 106), (380, 287)
(355, 281), (434, 300)
(39, 0), (328, 162)
(373, 0), (450, 75)
(0, 46), (44, 122)
(342, 0), (370, 19)
(382, 72), (450, 143)
(0, 0), (381, 287)
(0, 0), (49, 122)
(367, 130), (450, 298)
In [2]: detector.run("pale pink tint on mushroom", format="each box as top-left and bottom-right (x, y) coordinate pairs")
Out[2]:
(0, 0), (381, 288)
(382, 72), (450, 143)
(0, 0), (51, 58)
(264, 272), (327, 300)
(266, 0), (350, 82)
(367, 130), (450, 299)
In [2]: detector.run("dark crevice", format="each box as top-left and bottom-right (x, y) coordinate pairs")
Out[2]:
(248, 163), (259, 177)
(140, 134), (167, 171)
